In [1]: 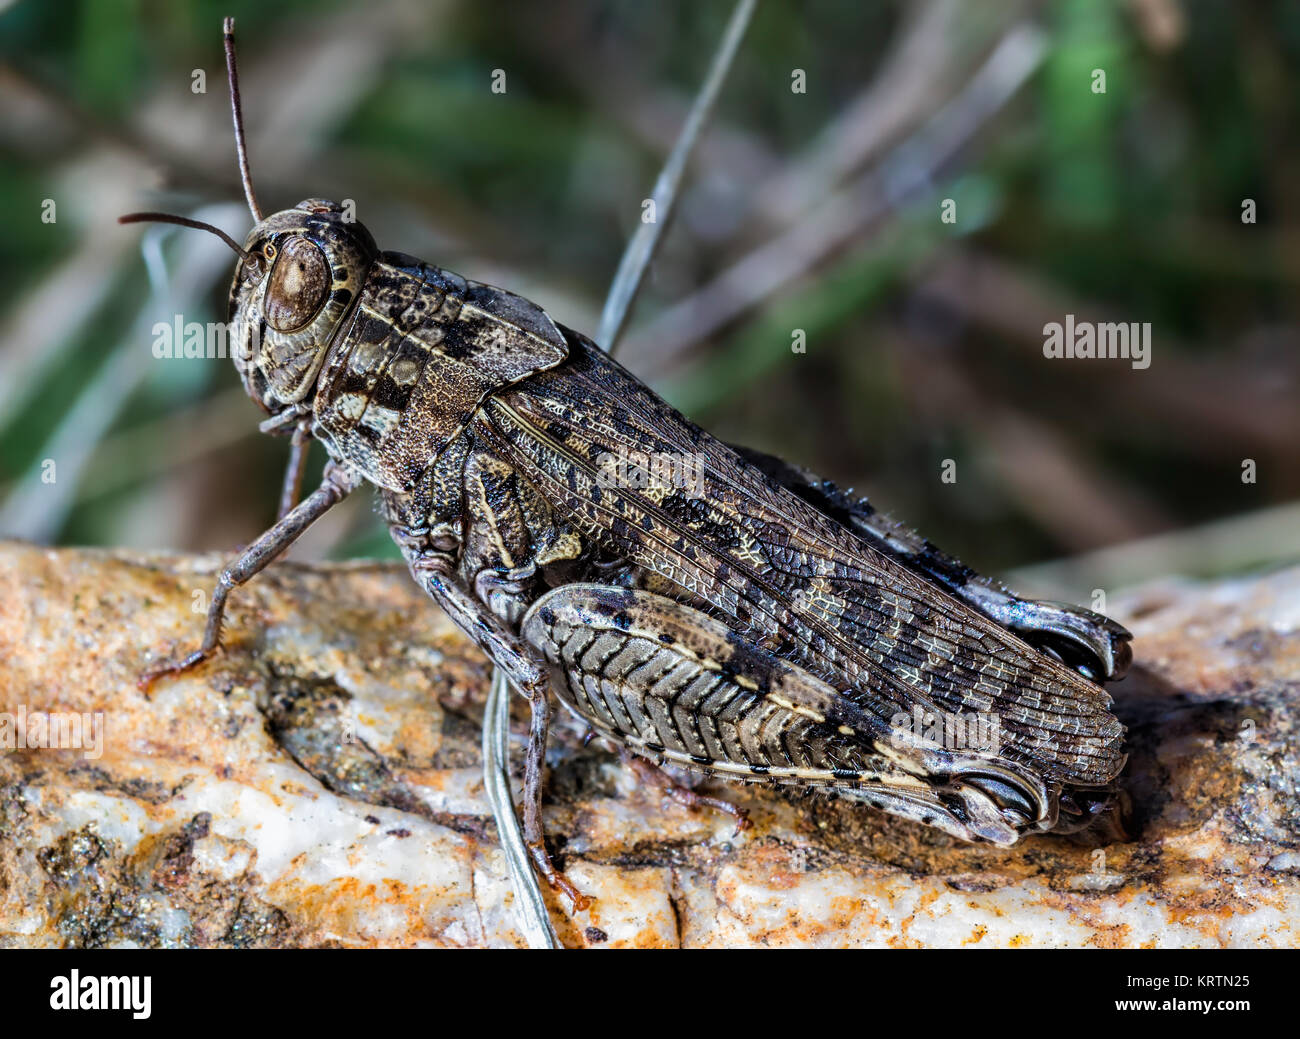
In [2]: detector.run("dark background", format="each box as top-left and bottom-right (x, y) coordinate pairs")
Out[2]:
(2, 0), (1296, 600)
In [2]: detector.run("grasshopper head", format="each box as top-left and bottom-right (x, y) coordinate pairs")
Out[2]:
(228, 200), (376, 413)
(119, 21), (377, 417)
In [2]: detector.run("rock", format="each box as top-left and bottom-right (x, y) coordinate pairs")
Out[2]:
(1, 541), (1297, 947)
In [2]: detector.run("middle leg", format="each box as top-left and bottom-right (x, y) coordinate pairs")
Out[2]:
(400, 549), (592, 912)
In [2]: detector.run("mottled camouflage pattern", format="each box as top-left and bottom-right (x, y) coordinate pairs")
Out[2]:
(148, 199), (1130, 900)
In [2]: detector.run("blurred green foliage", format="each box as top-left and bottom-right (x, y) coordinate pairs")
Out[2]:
(1, 0), (1296, 583)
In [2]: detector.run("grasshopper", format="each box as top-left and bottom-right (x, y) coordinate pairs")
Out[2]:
(121, 19), (1131, 912)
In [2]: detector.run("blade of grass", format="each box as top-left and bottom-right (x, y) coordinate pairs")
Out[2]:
(597, 0), (758, 355)
(0, 205), (240, 541)
(482, 669), (558, 948)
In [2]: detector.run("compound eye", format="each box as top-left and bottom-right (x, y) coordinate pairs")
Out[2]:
(263, 236), (329, 332)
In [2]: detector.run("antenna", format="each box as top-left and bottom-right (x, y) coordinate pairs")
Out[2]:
(224, 16), (263, 222)
(117, 212), (250, 261)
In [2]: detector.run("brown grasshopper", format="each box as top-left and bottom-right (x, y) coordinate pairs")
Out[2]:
(121, 20), (1131, 912)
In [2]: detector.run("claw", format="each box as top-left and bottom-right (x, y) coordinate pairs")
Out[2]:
(683, 790), (751, 836)
(137, 645), (219, 693)
(526, 839), (593, 914)
(555, 874), (593, 914)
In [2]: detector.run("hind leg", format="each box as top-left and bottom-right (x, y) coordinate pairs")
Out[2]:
(521, 582), (1053, 846)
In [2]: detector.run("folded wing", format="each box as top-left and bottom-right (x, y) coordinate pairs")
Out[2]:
(480, 332), (1124, 786)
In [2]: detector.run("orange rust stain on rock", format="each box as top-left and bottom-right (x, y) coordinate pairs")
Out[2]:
(629, 924), (675, 949)
(767, 870), (801, 890)
(1085, 924), (1132, 948)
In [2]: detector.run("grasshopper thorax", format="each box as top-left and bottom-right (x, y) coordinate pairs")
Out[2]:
(229, 199), (377, 415)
